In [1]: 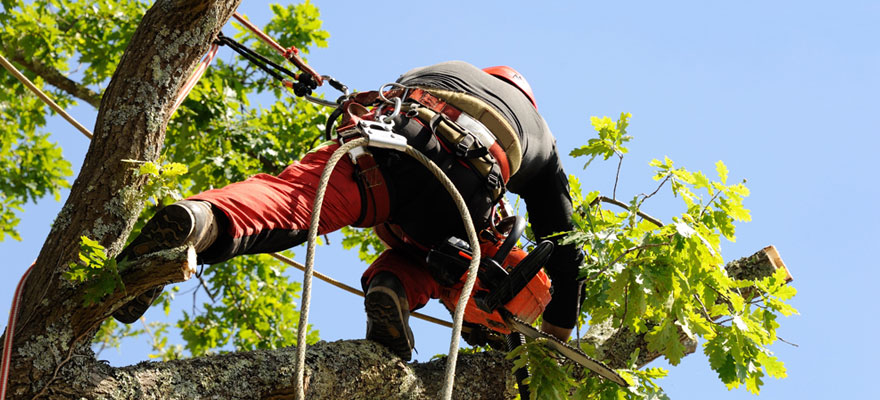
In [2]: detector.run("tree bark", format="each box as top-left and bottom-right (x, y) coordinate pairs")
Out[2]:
(0, 1), (242, 398)
(34, 340), (515, 400)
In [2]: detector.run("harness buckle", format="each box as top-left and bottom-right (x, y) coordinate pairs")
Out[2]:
(358, 120), (408, 151)
(486, 171), (502, 189)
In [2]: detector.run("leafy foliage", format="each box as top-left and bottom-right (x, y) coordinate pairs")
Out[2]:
(341, 226), (386, 264)
(569, 113), (632, 169)
(179, 253), (319, 356)
(0, 69), (73, 241)
(65, 236), (124, 306)
(509, 113), (796, 397)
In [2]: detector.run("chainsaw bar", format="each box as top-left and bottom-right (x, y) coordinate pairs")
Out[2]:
(500, 309), (628, 386)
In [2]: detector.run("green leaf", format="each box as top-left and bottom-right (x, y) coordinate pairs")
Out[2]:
(758, 352), (787, 379)
(716, 160), (729, 184)
(645, 319), (687, 365)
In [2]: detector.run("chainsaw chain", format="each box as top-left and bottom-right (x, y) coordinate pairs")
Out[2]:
(502, 311), (627, 386)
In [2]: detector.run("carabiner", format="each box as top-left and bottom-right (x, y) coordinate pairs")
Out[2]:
(378, 82), (410, 105)
(377, 97), (402, 124)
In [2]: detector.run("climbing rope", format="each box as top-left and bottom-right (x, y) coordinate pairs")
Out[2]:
(171, 43), (220, 114)
(0, 262), (35, 400)
(293, 137), (482, 400)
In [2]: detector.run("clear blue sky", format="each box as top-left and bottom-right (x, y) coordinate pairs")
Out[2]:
(2, 0), (878, 398)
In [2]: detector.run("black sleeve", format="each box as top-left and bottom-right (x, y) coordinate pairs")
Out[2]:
(516, 155), (581, 329)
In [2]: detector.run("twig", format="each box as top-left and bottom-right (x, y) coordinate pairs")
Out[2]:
(197, 274), (217, 303)
(619, 281), (630, 329)
(139, 316), (159, 348)
(776, 336), (800, 347)
(699, 190), (723, 219)
(612, 152), (623, 200)
(227, 285), (265, 341)
(636, 173), (673, 210)
(590, 196), (664, 227)
(692, 294), (714, 323)
(585, 242), (670, 283)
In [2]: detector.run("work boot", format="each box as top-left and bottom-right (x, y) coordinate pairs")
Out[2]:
(364, 272), (415, 361)
(112, 200), (219, 324)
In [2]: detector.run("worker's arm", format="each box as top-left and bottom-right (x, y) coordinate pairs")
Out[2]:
(516, 154), (581, 340)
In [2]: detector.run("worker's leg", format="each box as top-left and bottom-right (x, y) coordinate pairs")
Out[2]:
(190, 143), (367, 263)
(114, 144), (381, 323)
(361, 249), (441, 361)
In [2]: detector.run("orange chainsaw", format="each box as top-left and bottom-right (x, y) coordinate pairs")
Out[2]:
(426, 215), (627, 388)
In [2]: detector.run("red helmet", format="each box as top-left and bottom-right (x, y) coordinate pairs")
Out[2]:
(482, 65), (537, 109)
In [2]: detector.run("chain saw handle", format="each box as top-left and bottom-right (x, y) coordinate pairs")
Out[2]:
(474, 239), (553, 314)
(492, 215), (526, 265)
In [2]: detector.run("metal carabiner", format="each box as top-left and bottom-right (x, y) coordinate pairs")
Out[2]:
(324, 75), (350, 97)
(304, 75), (351, 107)
(377, 82), (409, 104)
(377, 97), (402, 124)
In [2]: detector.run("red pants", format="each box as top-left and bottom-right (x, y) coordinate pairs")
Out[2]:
(190, 144), (438, 311)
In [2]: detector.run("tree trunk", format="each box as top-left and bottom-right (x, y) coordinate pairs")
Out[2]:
(28, 340), (515, 400)
(0, 1), (242, 398)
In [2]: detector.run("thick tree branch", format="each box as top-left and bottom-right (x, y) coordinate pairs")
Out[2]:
(70, 245), (197, 335)
(4, 49), (102, 108)
(42, 340), (515, 399)
(581, 245), (792, 369)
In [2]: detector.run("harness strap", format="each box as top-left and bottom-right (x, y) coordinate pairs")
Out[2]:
(350, 151), (391, 228)
(403, 89), (511, 184)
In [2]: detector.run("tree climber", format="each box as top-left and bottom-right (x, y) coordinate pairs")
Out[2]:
(113, 61), (581, 361)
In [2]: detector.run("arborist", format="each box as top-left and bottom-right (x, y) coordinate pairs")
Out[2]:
(112, 61), (581, 362)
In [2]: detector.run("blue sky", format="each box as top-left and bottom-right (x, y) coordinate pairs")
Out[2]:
(2, 0), (878, 398)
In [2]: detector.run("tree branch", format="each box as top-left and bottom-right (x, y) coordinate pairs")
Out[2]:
(581, 245), (792, 369)
(4, 2), (244, 397)
(45, 340), (516, 400)
(4, 49), (102, 108)
(590, 195), (665, 227)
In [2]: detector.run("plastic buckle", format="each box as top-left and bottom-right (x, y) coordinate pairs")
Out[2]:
(486, 171), (502, 189)
(455, 135), (474, 157)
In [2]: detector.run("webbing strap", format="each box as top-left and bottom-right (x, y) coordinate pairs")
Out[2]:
(352, 152), (390, 227)
(404, 89), (511, 184)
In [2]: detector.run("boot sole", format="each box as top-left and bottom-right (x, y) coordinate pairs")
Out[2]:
(365, 287), (414, 361)
(112, 205), (195, 323)
(121, 204), (196, 261)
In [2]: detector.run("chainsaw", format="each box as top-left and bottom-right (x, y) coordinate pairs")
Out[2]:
(426, 215), (627, 388)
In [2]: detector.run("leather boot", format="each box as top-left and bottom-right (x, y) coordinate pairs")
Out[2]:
(113, 200), (219, 323)
(364, 272), (415, 361)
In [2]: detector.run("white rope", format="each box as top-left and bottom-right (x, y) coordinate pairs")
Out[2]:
(294, 138), (368, 399)
(294, 140), (481, 400)
(403, 146), (482, 400)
